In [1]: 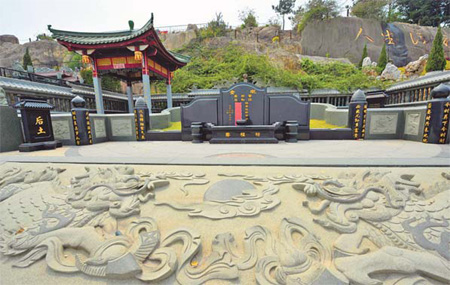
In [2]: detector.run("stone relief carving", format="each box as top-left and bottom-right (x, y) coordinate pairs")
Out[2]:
(52, 120), (71, 140)
(296, 170), (450, 284)
(369, 113), (398, 134)
(0, 166), (448, 284)
(404, 113), (421, 136)
(155, 178), (280, 219)
(93, 119), (106, 138)
(111, 119), (132, 136)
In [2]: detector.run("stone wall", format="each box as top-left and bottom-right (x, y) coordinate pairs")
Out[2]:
(365, 106), (426, 141)
(0, 106), (22, 152)
(311, 103), (348, 127)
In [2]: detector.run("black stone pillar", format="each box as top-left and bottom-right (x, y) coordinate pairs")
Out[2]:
(71, 96), (92, 146)
(348, 89), (368, 140)
(134, 97), (150, 141)
(422, 84), (450, 144)
(13, 99), (62, 152)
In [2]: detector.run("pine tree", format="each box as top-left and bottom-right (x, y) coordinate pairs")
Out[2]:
(22, 47), (33, 70)
(358, 43), (368, 69)
(377, 43), (388, 73)
(426, 26), (446, 72)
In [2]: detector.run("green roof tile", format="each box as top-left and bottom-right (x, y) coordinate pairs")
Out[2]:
(48, 14), (154, 45)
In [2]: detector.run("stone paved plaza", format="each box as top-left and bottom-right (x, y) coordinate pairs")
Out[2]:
(1, 140), (449, 166)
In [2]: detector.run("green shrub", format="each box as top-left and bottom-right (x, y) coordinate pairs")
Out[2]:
(358, 43), (368, 69)
(426, 26), (446, 72)
(170, 44), (388, 94)
(23, 47), (33, 69)
(377, 43), (388, 73)
(80, 69), (121, 92)
(199, 13), (228, 39)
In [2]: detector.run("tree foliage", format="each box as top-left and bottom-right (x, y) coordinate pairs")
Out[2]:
(377, 43), (388, 73)
(199, 13), (228, 39)
(294, 0), (340, 33)
(239, 9), (258, 28)
(36, 33), (54, 41)
(351, 0), (388, 21)
(272, 0), (296, 30)
(80, 69), (122, 92)
(169, 43), (387, 94)
(396, 0), (449, 27)
(22, 47), (33, 69)
(358, 44), (368, 69)
(426, 26), (446, 72)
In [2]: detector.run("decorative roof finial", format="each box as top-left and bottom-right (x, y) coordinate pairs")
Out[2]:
(128, 20), (134, 31)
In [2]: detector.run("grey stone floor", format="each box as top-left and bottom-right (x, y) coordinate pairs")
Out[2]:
(0, 140), (448, 166)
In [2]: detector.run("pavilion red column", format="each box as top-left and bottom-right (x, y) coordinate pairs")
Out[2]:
(92, 59), (105, 114)
(166, 76), (172, 109)
(141, 51), (152, 113)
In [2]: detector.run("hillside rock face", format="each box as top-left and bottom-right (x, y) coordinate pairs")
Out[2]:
(160, 29), (197, 50)
(300, 17), (450, 67)
(0, 36), (69, 69)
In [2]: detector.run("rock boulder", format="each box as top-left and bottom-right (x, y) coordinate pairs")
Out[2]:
(381, 63), (402, 80)
(0, 35), (19, 45)
(404, 54), (428, 78)
(0, 36), (68, 69)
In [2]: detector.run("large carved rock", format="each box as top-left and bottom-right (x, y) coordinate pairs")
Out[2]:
(300, 18), (450, 66)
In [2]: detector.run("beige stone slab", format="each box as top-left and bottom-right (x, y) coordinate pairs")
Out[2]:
(0, 163), (449, 284)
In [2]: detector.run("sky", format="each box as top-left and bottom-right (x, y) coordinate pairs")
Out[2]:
(0, 0), (351, 43)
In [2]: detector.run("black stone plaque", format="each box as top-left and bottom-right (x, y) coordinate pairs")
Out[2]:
(14, 99), (62, 152)
(221, 83), (266, 125)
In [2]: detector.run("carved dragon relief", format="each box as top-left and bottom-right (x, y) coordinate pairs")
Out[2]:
(0, 166), (449, 285)
(293, 170), (450, 285)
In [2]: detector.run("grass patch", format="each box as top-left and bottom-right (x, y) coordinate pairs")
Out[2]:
(310, 119), (345, 129)
(152, 121), (181, 131)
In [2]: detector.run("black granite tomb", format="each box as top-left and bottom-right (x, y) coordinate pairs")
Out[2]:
(14, 99), (62, 152)
(181, 82), (310, 143)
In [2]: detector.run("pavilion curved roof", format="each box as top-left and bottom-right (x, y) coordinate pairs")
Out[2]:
(48, 15), (155, 45)
(48, 14), (190, 69)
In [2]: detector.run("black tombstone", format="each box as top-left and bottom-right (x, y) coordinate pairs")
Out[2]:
(422, 84), (450, 144)
(71, 96), (92, 146)
(14, 99), (62, 152)
(348, 89), (368, 140)
(134, 97), (150, 141)
(181, 82), (310, 143)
